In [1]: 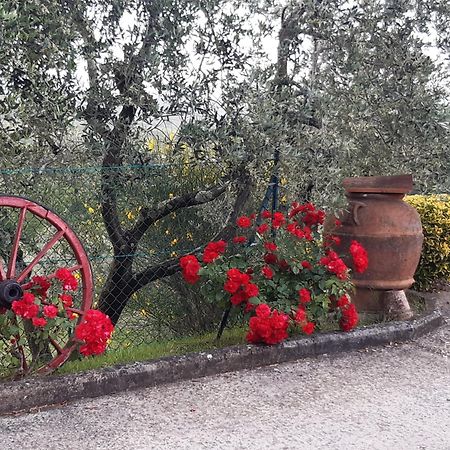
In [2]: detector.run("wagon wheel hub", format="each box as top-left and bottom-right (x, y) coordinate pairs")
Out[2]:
(0, 280), (23, 309)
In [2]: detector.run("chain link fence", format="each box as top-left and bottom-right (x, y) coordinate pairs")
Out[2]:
(0, 163), (247, 369)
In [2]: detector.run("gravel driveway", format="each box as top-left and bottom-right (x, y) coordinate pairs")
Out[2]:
(1, 316), (449, 450)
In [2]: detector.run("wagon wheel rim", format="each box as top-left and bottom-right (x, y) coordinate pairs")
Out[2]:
(0, 195), (93, 376)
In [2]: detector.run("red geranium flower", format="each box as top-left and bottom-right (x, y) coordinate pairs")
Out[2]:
(271, 212), (285, 228)
(55, 268), (78, 291)
(256, 223), (269, 234)
(264, 242), (277, 252)
(261, 265), (274, 279)
(32, 317), (47, 328)
(294, 307), (306, 324)
(59, 293), (73, 308)
(278, 259), (290, 271)
(233, 236), (247, 244)
(339, 303), (359, 331)
(43, 304), (58, 319)
(236, 216), (252, 228)
(349, 240), (369, 273)
(31, 275), (51, 298)
(264, 253), (278, 265)
(261, 210), (272, 219)
(299, 288), (311, 304)
(243, 283), (259, 299)
(179, 255), (201, 284)
(203, 240), (227, 263)
(319, 251), (349, 280)
(75, 309), (114, 356)
(246, 306), (289, 345)
(301, 261), (312, 270)
(11, 293), (39, 319)
(302, 321), (315, 335)
(255, 303), (271, 318)
(337, 295), (350, 308)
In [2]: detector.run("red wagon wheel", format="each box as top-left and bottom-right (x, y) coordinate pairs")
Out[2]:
(0, 195), (93, 376)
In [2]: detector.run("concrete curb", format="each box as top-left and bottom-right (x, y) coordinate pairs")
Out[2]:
(0, 309), (444, 416)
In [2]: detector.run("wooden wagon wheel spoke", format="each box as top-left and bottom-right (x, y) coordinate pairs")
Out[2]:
(0, 259), (6, 281)
(16, 228), (66, 283)
(7, 206), (28, 279)
(49, 336), (63, 355)
(0, 195), (94, 377)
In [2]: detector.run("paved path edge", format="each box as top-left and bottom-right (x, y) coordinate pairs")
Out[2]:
(0, 309), (444, 415)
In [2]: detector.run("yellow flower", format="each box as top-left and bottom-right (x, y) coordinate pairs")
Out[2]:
(74, 272), (81, 280)
(87, 206), (95, 214)
(170, 238), (178, 246)
(186, 232), (193, 240)
(165, 229), (170, 235)
(126, 211), (135, 220)
(169, 131), (175, 141)
(170, 251), (178, 257)
(147, 138), (156, 151)
(168, 193), (174, 199)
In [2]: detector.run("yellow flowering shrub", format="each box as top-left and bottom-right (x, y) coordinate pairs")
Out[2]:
(406, 194), (450, 290)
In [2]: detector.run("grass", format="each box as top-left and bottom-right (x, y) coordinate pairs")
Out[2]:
(57, 314), (384, 376)
(56, 326), (247, 375)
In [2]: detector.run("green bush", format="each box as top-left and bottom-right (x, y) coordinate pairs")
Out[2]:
(406, 195), (450, 290)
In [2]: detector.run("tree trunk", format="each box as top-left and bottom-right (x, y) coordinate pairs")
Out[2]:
(98, 256), (134, 325)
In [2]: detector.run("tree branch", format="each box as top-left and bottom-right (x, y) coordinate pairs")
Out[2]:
(131, 167), (254, 291)
(129, 176), (232, 245)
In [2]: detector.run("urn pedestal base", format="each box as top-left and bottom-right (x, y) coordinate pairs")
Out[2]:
(352, 288), (413, 320)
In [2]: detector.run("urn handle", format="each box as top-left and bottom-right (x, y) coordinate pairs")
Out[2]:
(349, 201), (366, 226)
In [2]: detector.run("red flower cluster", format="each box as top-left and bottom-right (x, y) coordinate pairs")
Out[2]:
(299, 288), (311, 304)
(256, 223), (269, 234)
(261, 265), (274, 279)
(224, 268), (259, 305)
(236, 216), (252, 228)
(294, 306), (315, 335)
(203, 240), (227, 263)
(264, 242), (277, 252)
(289, 202), (325, 227)
(55, 268), (78, 291)
(246, 304), (289, 345)
(32, 317), (47, 327)
(179, 255), (201, 284)
(261, 210), (272, 219)
(43, 304), (58, 319)
(289, 202), (314, 217)
(286, 222), (312, 240)
(349, 240), (369, 273)
(11, 293), (39, 319)
(337, 295), (359, 331)
(31, 275), (51, 298)
(271, 212), (285, 228)
(75, 310), (114, 356)
(302, 210), (325, 227)
(59, 293), (73, 308)
(233, 236), (247, 244)
(264, 252), (278, 265)
(320, 251), (349, 280)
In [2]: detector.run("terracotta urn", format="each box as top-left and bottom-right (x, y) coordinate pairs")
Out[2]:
(325, 174), (424, 316)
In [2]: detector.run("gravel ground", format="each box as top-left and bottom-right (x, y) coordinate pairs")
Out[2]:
(1, 317), (449, 450)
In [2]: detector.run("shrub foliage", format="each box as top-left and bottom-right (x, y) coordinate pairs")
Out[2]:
(406, 195), (450, 290)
